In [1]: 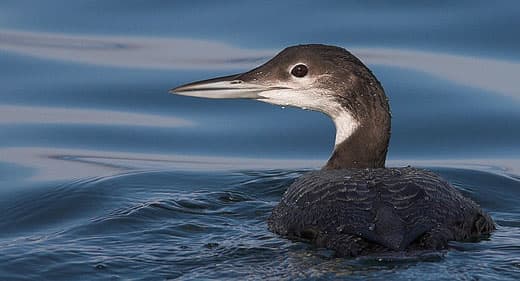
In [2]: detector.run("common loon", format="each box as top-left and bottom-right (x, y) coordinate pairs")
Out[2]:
(170, 44), (495, 257)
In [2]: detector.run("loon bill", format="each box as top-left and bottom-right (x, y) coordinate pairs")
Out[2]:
(170, 44), (495, 257)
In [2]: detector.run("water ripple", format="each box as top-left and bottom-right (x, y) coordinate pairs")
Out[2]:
(0, 167), (518, 280)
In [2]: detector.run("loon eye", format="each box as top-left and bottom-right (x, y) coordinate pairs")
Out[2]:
(291, 64), (308, 78)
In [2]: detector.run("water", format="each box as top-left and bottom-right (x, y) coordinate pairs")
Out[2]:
(1, 1), (519, 280)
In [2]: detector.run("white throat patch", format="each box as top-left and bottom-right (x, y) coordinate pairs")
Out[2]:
(257, 88), (359, 147)
(332, 110), (359, 147)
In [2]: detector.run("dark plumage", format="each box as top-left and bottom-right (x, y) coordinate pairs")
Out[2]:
(171, 44), (495, 257)
(268, 167), (494, 256)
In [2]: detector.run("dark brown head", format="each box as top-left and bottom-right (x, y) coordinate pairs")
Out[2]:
(171, 44), (391, 169)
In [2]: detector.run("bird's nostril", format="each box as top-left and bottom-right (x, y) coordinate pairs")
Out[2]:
(230, 80), (242, 84)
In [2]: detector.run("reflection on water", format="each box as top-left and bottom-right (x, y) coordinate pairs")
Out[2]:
(0, 105), (193, 127)
(358, 48), (520, 99)
(0, 147), (321, 182)
(3, 146), (519, 186)
(1, 29), (519, 98)
(0, 29), (272, 70)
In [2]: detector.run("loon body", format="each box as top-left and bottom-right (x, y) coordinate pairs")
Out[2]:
(269, 167), (493, 256)
(170, 44), (494, 256)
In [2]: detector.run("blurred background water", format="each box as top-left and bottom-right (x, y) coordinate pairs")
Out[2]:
(0, 1), (519, 280)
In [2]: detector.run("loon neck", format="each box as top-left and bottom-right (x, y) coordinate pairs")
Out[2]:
(324, 124), (388, 169)
(323, 93), (391, 170)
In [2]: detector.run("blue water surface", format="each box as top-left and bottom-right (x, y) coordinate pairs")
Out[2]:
(0, 1), (519, 280)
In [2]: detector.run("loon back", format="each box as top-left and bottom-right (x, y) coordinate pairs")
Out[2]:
(269, 167), (494, 256)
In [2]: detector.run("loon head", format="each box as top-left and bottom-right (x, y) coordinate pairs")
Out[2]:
(170, 44), (391, 169)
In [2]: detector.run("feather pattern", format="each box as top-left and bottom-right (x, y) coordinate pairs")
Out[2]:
(268, 167), (495, 257)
